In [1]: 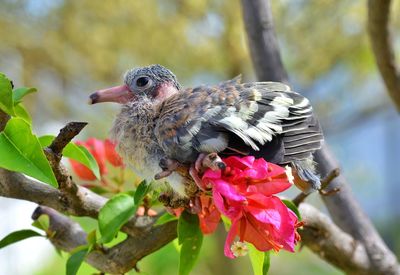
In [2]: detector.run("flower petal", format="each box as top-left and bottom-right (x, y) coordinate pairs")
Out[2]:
(247, 179), (292, 196)
(104, 139), (123, 167)
(248, 196), (297, 252)
(224, 218), (240, 258)
(265, 162), (287, 177)
(69, 158), (97, 181)
(198, 196), (221, 235)
(202, 169), (222, 180)
(80, 138), (108, 176)
(213, 179), (246, 202)
(224, 156), (255, 169)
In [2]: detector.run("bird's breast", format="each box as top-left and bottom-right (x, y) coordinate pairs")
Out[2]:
(110, 100), (164, 179)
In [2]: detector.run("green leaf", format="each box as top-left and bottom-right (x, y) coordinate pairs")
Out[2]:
(39, 135), (100, 179)
(32, 214), (50, 232)
(86, 230), (97, 247)
(178, 211), (203, 275)
(67, 145), (101, 179)
(282, 199), (302, 221)
(14, 103), (32, 123)
(0, 118), (58, 187)
(134, 180), (151, 206)
(55, 247), (63, 257)
(221, 215), (232, 231)
(86, 185), (109, 195)
(0, 73), (15, 116)
(98, 193), (136, 243)
(178, 211), (199, 245)
(154, 212), (178, 226)
(66, 248), (88, 275)
(263, 251), (271, 275)
(248, 243), (265, 275)
(0, 229), (42, 249)
(12, 87), (37, 105)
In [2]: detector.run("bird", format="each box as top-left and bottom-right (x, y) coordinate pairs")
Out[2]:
(89, 64), (323, 198)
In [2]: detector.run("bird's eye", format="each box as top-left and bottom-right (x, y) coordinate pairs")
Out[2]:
(136, 76), (151, 88)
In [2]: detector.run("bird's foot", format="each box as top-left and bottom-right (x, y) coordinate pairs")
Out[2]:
(189, 165), (207, 191)
(195, 152), (225, 173)
(159, 192), (190, 209)
(202, 152), (226, 171)
(191, 152), (226, 191)
(154, 158), (180, 180)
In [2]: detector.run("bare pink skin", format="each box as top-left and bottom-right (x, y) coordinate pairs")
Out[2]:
(152, 83), (179, 103)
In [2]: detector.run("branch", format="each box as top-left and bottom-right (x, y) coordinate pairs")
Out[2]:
(0, 112), (9, 132)
(299, 203), (371, 274)
(0, 118), (396, 273)
(240, 0), (400, 273)
(368, 0), (400, 111)
(315, 147), (400, 274)
(240, 0), (289, 83)
(33, 206), (177, 274)
(33, 202), (391, 275)
(48, 122), (88, 155)
(0, 168), (154, 237)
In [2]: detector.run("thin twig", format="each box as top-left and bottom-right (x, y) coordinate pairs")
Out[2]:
(48, 122), (88, 155)
(0, 112), (10, 132)
(293, 168), (340, 206)
(44, 122), (87, 193)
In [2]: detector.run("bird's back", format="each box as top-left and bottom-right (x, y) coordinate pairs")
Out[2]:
(155, 79), (323, 167)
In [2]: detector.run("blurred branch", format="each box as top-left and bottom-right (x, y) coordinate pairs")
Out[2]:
(368, 0), (400, 112)
(32, 206), (177, 274)
(240, 0), (400, 273)
(299, 203), (371, 274)
(240, 0), (288, 83)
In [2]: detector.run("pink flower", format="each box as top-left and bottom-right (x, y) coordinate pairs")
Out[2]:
(202, 156), (299, 258)
(104, 139), (124, 167)
(198, 195), (221, 235)
(69, 138), (108, 181)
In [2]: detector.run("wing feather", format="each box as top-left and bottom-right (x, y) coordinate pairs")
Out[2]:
(155, 80), (323, 164)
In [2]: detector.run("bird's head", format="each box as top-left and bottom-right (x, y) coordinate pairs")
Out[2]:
(89, 64), (181, 105)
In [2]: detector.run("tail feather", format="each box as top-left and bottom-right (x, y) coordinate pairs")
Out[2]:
(292, 159), (321, 194)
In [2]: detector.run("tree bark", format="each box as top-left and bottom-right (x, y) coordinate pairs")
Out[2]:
(240, 0), (400, 274)
(368, 0), (400, 111)
(241, 0), (289, 83)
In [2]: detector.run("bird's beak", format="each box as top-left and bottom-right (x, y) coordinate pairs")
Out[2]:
(88, 84), (135, 105)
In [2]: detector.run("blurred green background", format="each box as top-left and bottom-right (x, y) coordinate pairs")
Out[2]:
(1, 0), (400, 274)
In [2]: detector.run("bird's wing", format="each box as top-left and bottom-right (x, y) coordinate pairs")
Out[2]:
(155, 80), (323, 164)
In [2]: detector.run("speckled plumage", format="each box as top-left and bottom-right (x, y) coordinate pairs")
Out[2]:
(103, 64), (323, 195)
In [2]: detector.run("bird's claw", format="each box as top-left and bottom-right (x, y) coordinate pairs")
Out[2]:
(194, 153), (206, 172)
(154, 170), (173, 180)
(202, 152), (226, 171)
(194, 153), (225, 173)
(189, 165), (207, 191)
(154, 158), (179, 180)
(191, 152), (225, 191)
